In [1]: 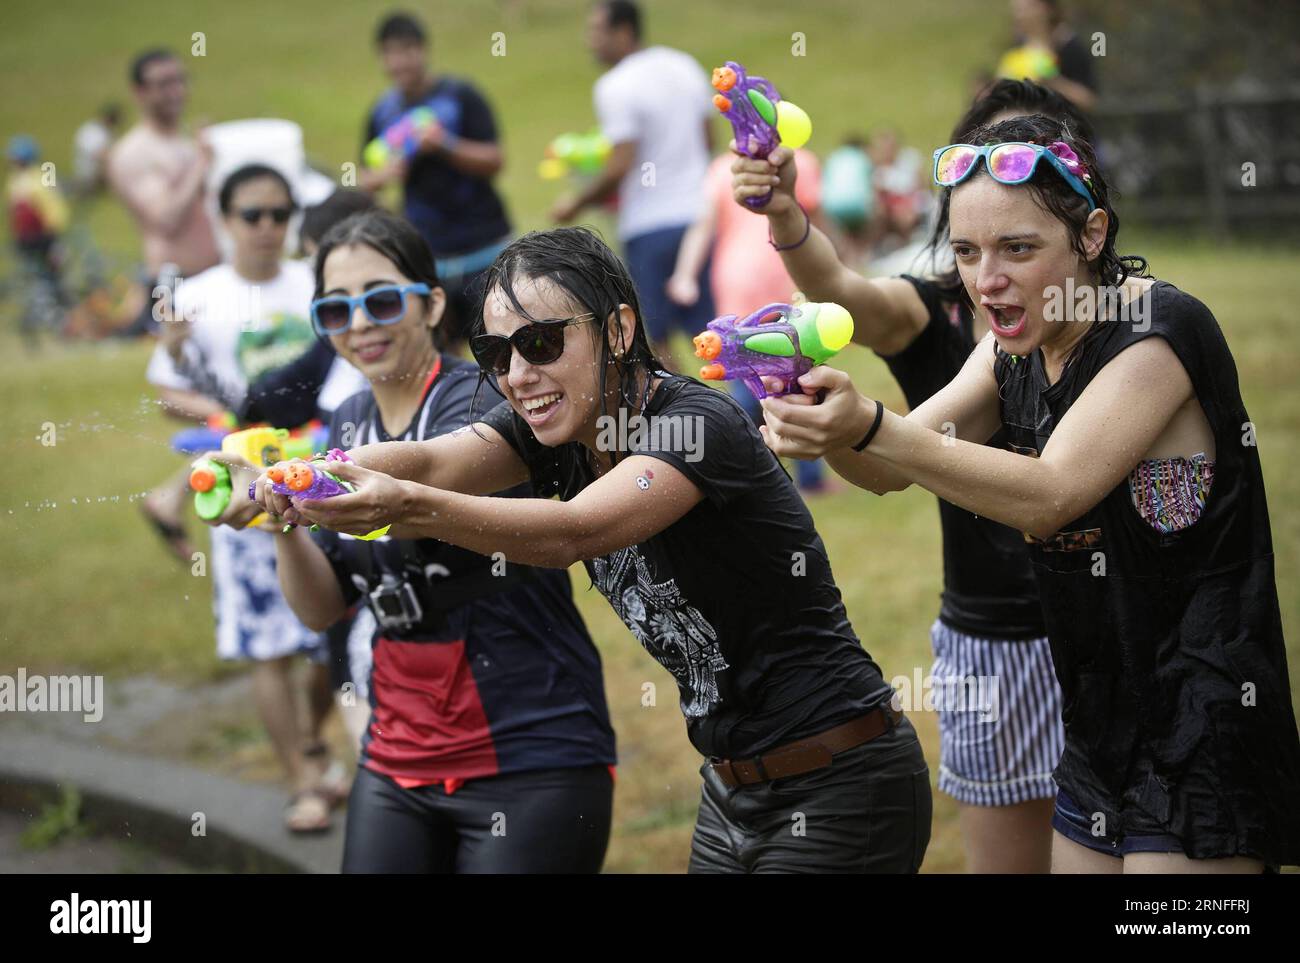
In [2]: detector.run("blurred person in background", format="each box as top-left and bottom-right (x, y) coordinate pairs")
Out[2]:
(998, 0), (1098, 112)
(149, 164), (345, 833)
(72, 102), (122, 199)
(109, 48), (221, 562)
(554, 0), (715, 371)
(6, 135), (70, 345)
(359, 10), (511, 353)
(820, 135), (876, 269)
(867, 128), (930, 256)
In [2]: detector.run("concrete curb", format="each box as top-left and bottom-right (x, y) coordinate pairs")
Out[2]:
(0, 732), (343, 873)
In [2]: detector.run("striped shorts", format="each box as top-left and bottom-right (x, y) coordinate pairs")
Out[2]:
(929, 619), (1064, 807)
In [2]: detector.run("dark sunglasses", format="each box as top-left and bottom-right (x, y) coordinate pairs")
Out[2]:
(310, 283), (431, 336)
(470, 315), (596, 376)
(237, 205), (294, 226)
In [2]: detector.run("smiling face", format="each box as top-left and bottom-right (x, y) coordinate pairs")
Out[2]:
(481, 275), (626, 447)
(948, 174), (1104, 356)
(320, 243), (443, 385)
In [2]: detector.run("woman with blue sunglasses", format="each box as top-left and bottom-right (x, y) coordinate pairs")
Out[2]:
(211, 209), (618, 873)
(755, 113), (1300, 873)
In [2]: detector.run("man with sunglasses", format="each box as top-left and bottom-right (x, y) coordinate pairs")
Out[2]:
(146, 163), (345, 834)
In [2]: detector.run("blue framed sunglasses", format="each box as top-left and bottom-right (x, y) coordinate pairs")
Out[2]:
(933, 142), (1096, 211)
(310, 283), (431, 336)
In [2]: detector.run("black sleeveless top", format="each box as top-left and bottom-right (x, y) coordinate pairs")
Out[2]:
(881, 276), (1045, 639)
(995, 280), (1300, 864)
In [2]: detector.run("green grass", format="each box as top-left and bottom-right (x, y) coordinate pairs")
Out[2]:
(2, 0), (1298, 874)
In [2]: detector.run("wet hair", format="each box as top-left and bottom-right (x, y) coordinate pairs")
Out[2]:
(923, 83), (1120, 302)
(598, 0), (642, 40)
(946, 114), (1147, 291)
(469, 226), (668, 466)
(300, 189), (375, 252)
(217, 164), (295, 215)
(312, 208), (444, 348)
(376, 11), (426, 47)
(130, 49), (177, 86)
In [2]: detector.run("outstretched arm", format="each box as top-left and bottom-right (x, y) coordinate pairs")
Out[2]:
(764, 336), (1194, 538)
(285, 453), (705, 569)
(731, 145), (929, 355)
(254, 422), (530, 524)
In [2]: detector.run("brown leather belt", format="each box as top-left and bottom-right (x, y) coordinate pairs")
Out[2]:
(709, 705), (904, 789)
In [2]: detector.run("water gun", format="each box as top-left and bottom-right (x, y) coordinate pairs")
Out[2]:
(692, 301), (854, 399)
(170, 411), (239, 454)
(187, 426), (320, 524)
(363, 106), (440, 169)
(261, 449), (391, 541)
(538, 130), (611, 180)
(710, 60), (813, 209)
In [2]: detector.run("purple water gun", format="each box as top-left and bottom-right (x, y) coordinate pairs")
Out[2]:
(257, 449), (391, 540)
(711, 61), (813, 209)
(692, 301), (854, 399)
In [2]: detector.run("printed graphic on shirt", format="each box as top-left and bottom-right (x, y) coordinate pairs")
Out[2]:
(591, 544), (727, 718)
(237, 310), (314, 383)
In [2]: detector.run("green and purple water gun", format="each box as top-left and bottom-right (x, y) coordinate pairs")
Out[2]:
(693, 301), (854, 399)
(711, 60), (812, 209)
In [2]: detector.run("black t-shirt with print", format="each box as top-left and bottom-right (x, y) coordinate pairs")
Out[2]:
(479, 375), (894, 760)
(995, 280), (1300, 864)
(878, 276), (1045, 639)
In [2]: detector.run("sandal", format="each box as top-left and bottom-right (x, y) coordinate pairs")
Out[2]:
(303, 742), (351, 809)
(285, 788), (332, 834)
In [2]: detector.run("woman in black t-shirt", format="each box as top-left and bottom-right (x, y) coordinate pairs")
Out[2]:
(728, 79), (1089, 875)
(253, 226), (932, 874)
(751, 114), (1300, 872)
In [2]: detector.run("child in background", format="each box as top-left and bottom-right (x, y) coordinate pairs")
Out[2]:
(7, 135), (70, 342)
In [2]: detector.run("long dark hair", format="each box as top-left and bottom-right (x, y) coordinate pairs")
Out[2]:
(923, 79), (1096, 302)
(469, 226), (669, 470)
(312, 209), (444, 347)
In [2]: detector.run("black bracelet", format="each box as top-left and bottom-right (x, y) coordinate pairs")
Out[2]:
(852, 401), (885, 452)
(768, 202), (811, 251)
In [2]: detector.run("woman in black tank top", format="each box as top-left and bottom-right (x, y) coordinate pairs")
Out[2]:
(756, 114), (1300, 873)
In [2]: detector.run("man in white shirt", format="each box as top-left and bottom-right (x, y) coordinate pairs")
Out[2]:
(551, 0), (716, 367)
(148, 163), (342, 833)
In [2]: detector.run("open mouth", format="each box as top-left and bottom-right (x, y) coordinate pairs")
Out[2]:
(519, 391), (564, 425)
(353, 339), (392, 364)
(985, 303), (1027, 339)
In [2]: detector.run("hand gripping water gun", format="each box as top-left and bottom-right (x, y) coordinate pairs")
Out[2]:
(538, 130), (611, 180)
(187, 426), (319, 523)
(261, 448), (391, 541)
(692, 301), (854, 399)
(363, 106), (441, 169)
(710, 60), (813, 209)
